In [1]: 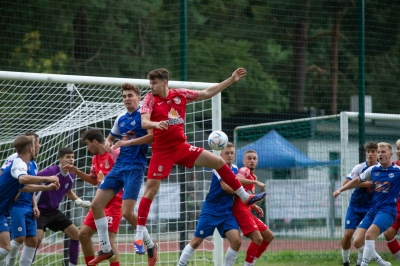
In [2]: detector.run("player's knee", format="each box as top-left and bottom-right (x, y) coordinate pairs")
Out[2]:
(230, 237), (242, 250)
(78, 230), (90, 242)
(265, 232), (274, 243)
(24, 237), (38, 248)
(383, 229), (395, 241)
(343, 230), (354, 240)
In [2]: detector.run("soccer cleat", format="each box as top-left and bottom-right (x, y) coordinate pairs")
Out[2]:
(88, 249), (115, 265)
(343, 262), (350, 266)
(244, 192), (267, 206)
(134, 240), (146, 255)
(147, 243), (158, 266)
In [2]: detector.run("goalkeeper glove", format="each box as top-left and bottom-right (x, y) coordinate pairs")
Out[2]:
(75, 198), (91, 209)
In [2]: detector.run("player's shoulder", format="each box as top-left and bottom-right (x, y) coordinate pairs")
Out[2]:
(238, 166), (250, 175)
(231, 164), (238, 171)
(5, 153), (18, 162)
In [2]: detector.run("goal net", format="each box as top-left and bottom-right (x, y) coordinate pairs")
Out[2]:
(234, 112), (400, 258)
(0, 71), (223, 266)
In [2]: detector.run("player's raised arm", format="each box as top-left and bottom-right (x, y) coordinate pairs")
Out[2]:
(63, 164), (98, 186)
(21, 182), (59, 192)
(19, 174), (59, 185)
(114, 129), (154, 149)
(196, 68), (247, 101)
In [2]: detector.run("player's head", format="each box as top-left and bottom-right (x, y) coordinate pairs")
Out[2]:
(148, 68), (169, 96)
(81, 129), (105, 155)
(377, 142), (393, 166)
(121, 83), (141, 112)
(364, 142), (378, 164)
(24, 131), (40, 158)
(58, 147), (75, 167)
(396, 139), (400, 160)
(220, 142), (235, 167)
(13, 135), (35, 158)
(243, 150), (258, 171)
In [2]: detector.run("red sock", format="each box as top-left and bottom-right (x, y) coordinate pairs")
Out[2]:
(216, 164), (241, 191)
(110, 262), (120, 266)
(137, 197), (153, 226)
(245, 242), (260, 263)
(84, 256), (95, 266)
(256, 240), (269, 258)
(387, 238), (400, 254)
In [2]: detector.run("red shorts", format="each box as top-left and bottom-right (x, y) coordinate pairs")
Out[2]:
(233, 208), (268, 236)
(148, 142), (203, 179)
(83, 193), (122, 233)
(391, 213), (400, 232)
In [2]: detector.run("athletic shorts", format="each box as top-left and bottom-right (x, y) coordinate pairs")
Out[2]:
(233, 208), (268, 236)
(194, 211), (239, 238)
(10, 207), (37, 238)
(99, 162), (145, 201)
(36, 210), (72, 232)
(390, 212), (400, 232)
(0, 213), (9, 233)
(83, 194), (122, 233)
(358, 210), (395, 233)
(148, 143), (203, 179)
(344, 205), (370, 230)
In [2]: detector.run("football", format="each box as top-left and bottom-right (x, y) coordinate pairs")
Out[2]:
(208, 130), (229, 150)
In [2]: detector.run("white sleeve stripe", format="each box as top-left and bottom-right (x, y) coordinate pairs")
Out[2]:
(213, 169), (222, 181)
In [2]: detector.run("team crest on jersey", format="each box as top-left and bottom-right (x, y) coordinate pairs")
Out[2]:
(65, 183), (69, 189)
(374, 172), (380, 176)
(158, 165), (163, 172)
(130, 120), (136, 126)
(105, 160), (110, 169)
(120, 122), (125, 127)
(389, 173), (394, 178)
(167, 108), (184, 125)
(173, 96), (181, 104)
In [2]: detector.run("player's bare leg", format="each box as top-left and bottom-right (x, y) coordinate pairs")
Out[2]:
(193, 150), (266, 205)
(341, 229), (355, 266)
(224, 230), (241, 266)
(15, 236), (37, 266)
(354, 227), (390, 266)
(244, 231), (263, 266)
(384, 227), (400, 262)
(178, 236), (204, 266)
(89, 188), (116, 265)
(251, 229), (274, 265)
(0, 231), (11, 260)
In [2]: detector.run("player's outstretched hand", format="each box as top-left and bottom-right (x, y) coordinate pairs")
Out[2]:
(256, 181), (266, 191)
(45, 182), (59, 191)
(156, 120), (169, 130)
(104, 140), (113, 153)
(62, 164), (78, 174)
(231, 68), (247, 82)
(114, 140), (130, 149)
(251, 204), (264, 217)
(332, 189), (341, 198)
(75, 198), (91, 209)
(33, 206), (40, 219)
(46, 175), (59, 184)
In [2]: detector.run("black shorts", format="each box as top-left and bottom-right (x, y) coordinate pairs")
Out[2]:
(36, 210), (72, 232)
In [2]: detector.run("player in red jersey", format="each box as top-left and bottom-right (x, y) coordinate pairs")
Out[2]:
(63, 129), (122, 266)
(384, 139), (400, 263)
(232, 150), (274, 266)
(134, 68), (267, 252)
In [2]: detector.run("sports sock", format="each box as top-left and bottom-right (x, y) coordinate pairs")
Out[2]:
(178, 244), (195, 266)
(387, 237), (400, 254)
(143, 227), (154, 249)
(342, 248), (350, 263)
(255, 240), (269, 258)
(68, 239), (79, 266)
(6, 240), (22, 266)
(137, 197), (152, 227)
(216, 164), (242, 191)
(110, 262), (120, 266)
(95, 217), (112, 253)
(361, 240), (375, 266)
(0, 257), (5, 266)
(394, 250), (400, 263)
(245, 242), (260, 264)
(357, 245), (364, 265)
(19, 246), (36, 266)
(224, 247), (238, 266)
(84, 255), (95, 266)
(0, 249), (8, 261)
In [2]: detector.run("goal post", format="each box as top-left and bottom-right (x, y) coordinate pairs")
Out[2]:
(0, 70), (224, 266)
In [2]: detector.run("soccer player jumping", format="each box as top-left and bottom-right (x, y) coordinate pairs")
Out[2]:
(134, 67), (267, 253)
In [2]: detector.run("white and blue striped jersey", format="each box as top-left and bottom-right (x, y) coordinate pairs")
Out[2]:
(346, 161), (376, 208)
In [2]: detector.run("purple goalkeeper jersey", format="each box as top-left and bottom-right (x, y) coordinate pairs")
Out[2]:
(36, 165), (76, 214)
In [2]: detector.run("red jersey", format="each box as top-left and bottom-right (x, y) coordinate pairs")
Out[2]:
(141, 89), (199, 149)
(233, 167), (257, 211)
(91, 148), (123, 199)
(394, 160), (400, 212)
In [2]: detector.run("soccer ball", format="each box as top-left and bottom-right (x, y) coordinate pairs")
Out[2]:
(208, 130), (229, 150)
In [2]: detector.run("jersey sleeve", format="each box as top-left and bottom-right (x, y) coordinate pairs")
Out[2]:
(90, 156), (97, 178)
(238, 167), (249, 179)
(109, 146), (120, 163)
(346, 164), (362, 180)
(37, 167), (52, 177)
(1, 153), (17, 170)
(212, 170), (222, 181)
(110, 114), (123, 137)
(359, 166), (373, 182)
(140, 93), (155, 114)
(11, 158), (28, 179)
(175, 88), (199, 103)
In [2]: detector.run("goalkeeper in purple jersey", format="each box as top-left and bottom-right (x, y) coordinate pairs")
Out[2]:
(178, 142), (242, 266)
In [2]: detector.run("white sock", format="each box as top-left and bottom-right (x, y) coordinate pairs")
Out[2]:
(224, 247), (238, 266)
(143, 227), (154, 249)
(394, 250), (400, 263)
(69, 263), (77, 266)
(94, 217), (111, 253)
(357, 245), (364, 265)
(0, 249), (9, 262)
(235, 187), (249, 202)
(135, 225), (145, 241)
(6, 240), (22, 266)
(178, 244), (195, 266)
(0, 258), (5, 266)
(18, 246), (36, 266)
(342, 248), (350, 263)
(244, 262), (252, 266)
(361, 240), (375, 266)
(252, 258), (257, 265)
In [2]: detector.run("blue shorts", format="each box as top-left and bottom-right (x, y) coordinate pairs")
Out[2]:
(194, 212), (239, 238)
(358, 210), (395, 233)
(344, 205), (370, 230)
(10, 207), (37, 238)
(99, 162), (145, 201)
(0, 213), (10, 233)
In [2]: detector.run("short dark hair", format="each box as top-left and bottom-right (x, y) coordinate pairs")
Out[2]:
(365, 142), (378, 150)
(14, 135), (34, 154)
(121, 83), (140, 96)
(58, 147), (74, 159)
(81, 129), (105, 144)
(147, 68), (169, 81)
